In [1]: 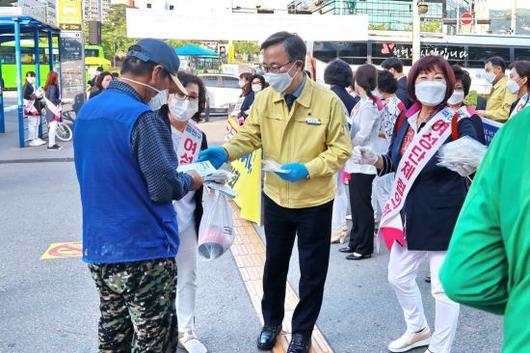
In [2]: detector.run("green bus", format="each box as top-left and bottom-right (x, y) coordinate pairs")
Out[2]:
(0, 41), (107, 89)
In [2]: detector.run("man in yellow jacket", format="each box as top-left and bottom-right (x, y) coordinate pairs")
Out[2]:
(199, 32), (352, 353)
(476, 56), (517, 122)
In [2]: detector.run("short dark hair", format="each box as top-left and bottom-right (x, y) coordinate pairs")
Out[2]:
(121, 57), (169, 78)
(486, 56), (506, 72)
(261, 31), (306, 64)
(377, 70), (398, 94)
(355, 64), (378, 99)
(251, 74), (268, 88)
(451, 65), (471, 97)
(509, 61), (530, 93)
(324, 59), (353, 87)
(177, 71), (206, 123)
(111, 72), (120, 78)
(407, 55), (455, 106)
(26, 71), (36, 78)
(381, 57), (404, 73)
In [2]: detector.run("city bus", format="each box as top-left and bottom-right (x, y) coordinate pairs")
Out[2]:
(312, 33), (530, 93)
(0, 41), (108, 89)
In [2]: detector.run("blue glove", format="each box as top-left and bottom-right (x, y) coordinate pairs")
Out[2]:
(197, 147), (228, 169)
(276, 163), (309, 182)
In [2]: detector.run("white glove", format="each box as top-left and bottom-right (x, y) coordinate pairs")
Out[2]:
(351, 146), (378, 165)
(452, 163), (476, 177)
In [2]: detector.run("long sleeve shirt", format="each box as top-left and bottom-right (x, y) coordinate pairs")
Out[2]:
(483, 76), (517, 122)
(109, 80), (194, 203)
(440, 108), (530, 353)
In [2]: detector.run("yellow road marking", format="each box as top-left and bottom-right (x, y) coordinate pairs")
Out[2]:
(41, 241), (82, 260)
(229, 202), (334, 353)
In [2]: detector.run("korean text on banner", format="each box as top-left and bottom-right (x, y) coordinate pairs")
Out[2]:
(225, 117), (262, 225)
(481, 117), (502, 145)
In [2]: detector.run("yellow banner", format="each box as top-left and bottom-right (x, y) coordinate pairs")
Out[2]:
(57, 0), (83, 25)
(225, 117), (262, 224)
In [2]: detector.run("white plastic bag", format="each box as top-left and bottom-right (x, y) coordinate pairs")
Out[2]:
(198, 186), (235, 260)
(438, 136), (487, 176)
(331, 173), (349, 243)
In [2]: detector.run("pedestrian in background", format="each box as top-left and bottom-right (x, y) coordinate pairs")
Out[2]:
(74, 38), (202, 353)
(89, 71), (113, 99)
(352, 56), (479, 353)
(381, 57), (412, 109)
(447, 65), (486, 144)
(339, 64), (381, 261)
(477, 56), (517, 122)
(507, 60), (530, 118)
(43, 71), (62, 151)
(440, 108), (530, 353)
(164, 71), (209, 353)
(23, 71), (45, 147)
(324, 58), (359, 115)
(199, 31), (352, 353)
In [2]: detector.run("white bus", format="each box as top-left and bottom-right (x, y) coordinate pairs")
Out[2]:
(312, 33), (530, 93)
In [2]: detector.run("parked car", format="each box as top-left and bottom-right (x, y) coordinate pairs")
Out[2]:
(199, 74), (241, 121)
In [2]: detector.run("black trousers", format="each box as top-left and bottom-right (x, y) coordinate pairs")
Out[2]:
(262, 194), (333, 336)
(348, 173), (375, 255)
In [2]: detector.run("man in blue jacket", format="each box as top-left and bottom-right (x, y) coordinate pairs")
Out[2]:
(74, 38), (202, 353)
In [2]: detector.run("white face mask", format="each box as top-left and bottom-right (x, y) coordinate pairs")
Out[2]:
(27, 76), (35, 84)
(238, 80), (245, 88)
(251, 84), (262, 92)
(169, 98), (198, 122)
(264, 63), (297, 93)
(121, 77), (168, 111)
(485, 71), (496, 84)
(415, 81), (447, 106)
(447, 89), (465, 105)
(507, 79), (520, 95)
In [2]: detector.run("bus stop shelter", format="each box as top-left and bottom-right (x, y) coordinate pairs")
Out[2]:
(0, 14), (60, 147)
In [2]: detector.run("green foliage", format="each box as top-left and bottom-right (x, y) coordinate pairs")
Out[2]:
(465, 90), (478, 107)
(421, 21), (442, 33)
(0, 0), (16, 6)
(369, 23), (390, 31)
(101, 4), (137, 63)
(233, 41), (260, 56)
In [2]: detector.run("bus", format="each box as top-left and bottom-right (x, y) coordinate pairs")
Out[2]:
(312, 33), (530, 93)
(0, 41), (109, 89)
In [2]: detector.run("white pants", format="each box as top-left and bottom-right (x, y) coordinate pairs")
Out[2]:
(176, 225), (199, 334)
(388, 243), (460, 353)
(372, 173), (394, 222)
(27, 115), (40, 141)
(48, 120), (57, 147)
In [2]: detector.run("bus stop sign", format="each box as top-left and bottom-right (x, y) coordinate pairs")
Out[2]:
(461, 13), (473, 26)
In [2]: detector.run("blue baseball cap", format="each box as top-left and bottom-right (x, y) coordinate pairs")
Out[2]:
(127, 38), (187, 94)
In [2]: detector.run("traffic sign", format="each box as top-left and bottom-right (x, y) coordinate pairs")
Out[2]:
(461, 13), (473, 25)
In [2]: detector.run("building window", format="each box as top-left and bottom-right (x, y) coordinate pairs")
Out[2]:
(147, 3), (152, 8)
(169, 5), (174, 10)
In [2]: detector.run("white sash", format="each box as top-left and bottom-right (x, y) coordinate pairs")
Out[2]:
(42, 96), (62, 118)
(177, 122), (203, 165)
(23, 99), (39, 115)
(379, 107), (455, 250)
(510, 94), (530, 118)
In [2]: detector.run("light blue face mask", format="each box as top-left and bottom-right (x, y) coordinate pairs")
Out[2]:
(121, 77), (168, 111)
(264, 62), (298, 93)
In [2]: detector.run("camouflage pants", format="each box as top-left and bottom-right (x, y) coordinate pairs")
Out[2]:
(88, 258), (178, 353)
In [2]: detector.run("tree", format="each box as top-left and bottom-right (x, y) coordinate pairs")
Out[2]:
(233, 41), (260, 57)
(101, 4), (137, 65)
(0, 0), (16, 6)
(421, 21), (442, 33)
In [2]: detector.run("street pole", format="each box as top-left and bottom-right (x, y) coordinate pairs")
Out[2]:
(456, 0), (460, 35)
(511, 0), (517, 35)
(412, 0), (421, 63)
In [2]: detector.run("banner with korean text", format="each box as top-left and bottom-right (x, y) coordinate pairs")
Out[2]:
(225, 117), (262, 224)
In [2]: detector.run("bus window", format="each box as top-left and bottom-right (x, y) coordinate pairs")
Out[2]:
(514, 48), (530, 61)
(422, 45), (467, 65)
(313, 41), (337, 63)
(21, 47), (34, 64)
(0, 47), (15, 64)
(85, 48), (100, 58)
(467, 46), (510, 68)
(337, 42), (367, 65)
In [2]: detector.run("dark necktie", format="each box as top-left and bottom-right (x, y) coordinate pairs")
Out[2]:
(284, 94), (297, 111)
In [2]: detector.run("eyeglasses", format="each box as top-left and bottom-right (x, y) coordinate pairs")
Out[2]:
(261, 61), (293, 73)
(172, 92), (198, 102)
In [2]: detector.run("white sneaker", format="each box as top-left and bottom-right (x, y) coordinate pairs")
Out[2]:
(388, 326), (431, 353)
(29, 139), (40, 147)
(178, 332), (208, 353)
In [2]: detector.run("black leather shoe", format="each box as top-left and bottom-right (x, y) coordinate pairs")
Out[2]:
(287, 333), (311, 353)
(339, 246), (355, 253)
(345, 252), (372, 260)
(257, 325), (282, 350)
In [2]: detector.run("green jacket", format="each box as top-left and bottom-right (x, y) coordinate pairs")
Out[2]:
(440, 108), (530, 352)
